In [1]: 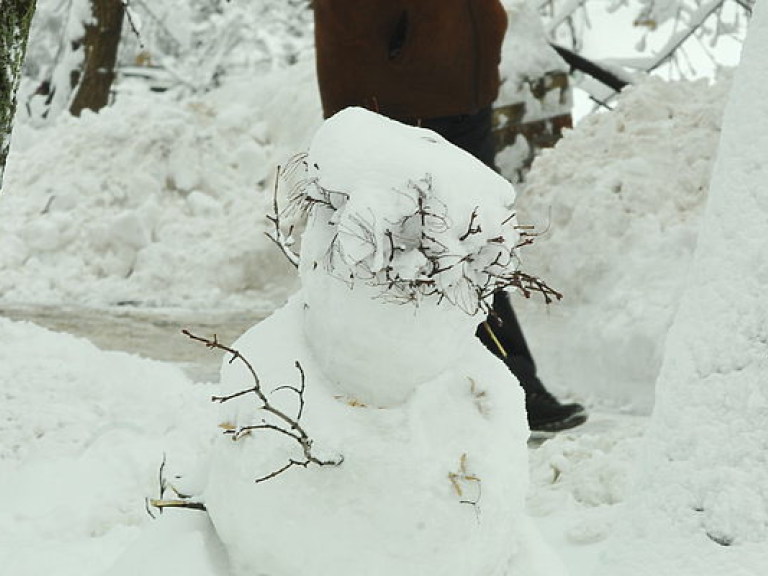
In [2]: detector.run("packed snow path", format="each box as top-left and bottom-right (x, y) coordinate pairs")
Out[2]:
(0, 303), (267, 382)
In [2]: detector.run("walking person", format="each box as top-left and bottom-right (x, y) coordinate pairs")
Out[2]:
(313, 0), (587, 432)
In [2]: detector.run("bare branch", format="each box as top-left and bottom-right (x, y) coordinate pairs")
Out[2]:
(265, 165), (301, 268)
(183, 330), (343, 483)
(459, 207), (482, 241)
(120, 1), (145, 47)
(226, 423), (302, 443)
(285, 166), (560, 315)
(146, 453), (205, 517)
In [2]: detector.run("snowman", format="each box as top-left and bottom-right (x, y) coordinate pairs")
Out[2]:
(201, 108), (566, 576)
(104, 108), (565, 576)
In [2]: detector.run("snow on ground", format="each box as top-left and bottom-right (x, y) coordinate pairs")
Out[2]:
(0, 9), (743, 574)
(0, 318), (218, 576)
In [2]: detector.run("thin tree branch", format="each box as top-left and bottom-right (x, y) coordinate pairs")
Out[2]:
(182, 330), (343, 483)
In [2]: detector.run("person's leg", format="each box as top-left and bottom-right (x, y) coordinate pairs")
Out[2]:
(477, 292), (587, 432)
(419, 107), (497, 170)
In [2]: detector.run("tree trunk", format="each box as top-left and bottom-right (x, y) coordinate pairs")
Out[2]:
(69, 0), (125, 117)
(0, 0), (37, 191)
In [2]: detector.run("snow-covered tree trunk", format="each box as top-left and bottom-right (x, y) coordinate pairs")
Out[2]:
(600, 0), (768, 573)
(69, 0), (125, 117)
(0, 0), (36, 191)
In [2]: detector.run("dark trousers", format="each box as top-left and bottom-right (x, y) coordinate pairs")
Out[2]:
(419, 108), (544, 394)
(419, 107), (498, 170)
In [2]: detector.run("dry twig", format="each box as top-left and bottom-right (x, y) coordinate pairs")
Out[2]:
(266, 163), (561, 314)
(182, 330), (343, 483)
(146, 453), (207, 515)
(448, 453), (482, 508)
(265, 165), (300, 268)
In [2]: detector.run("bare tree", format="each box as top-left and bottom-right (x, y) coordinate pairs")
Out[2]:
(538, 0), (752, 107)
(0, 0), (37, 190)
(69, 0), (125, 116)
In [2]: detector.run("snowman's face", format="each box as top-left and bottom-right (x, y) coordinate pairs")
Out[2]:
(299, 253), (482, 407)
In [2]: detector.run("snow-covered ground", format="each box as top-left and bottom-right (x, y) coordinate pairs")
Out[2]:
(2, 1), (762, 574)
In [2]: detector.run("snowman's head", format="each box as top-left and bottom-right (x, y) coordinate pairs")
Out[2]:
(296, 108), (522, 406)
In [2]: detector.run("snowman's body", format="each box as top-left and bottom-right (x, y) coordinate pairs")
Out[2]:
(203, 109), (565, 576)
(205, 295), (529, 576)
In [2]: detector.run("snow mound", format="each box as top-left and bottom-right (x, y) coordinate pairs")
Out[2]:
(512, 76), (731, 410)
(600, 4), (768, 572)
(1, 59), (322, 310)
(0, 318), (216, 576)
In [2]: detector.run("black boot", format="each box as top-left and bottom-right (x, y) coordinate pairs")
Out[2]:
(476, 292), (587, 432)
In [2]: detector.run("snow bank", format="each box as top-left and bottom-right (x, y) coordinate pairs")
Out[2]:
(512, 75), (731, 410)
(598, 2), (768, 573)
(0, 318), (217, 576)
(1, 58), (321, 310)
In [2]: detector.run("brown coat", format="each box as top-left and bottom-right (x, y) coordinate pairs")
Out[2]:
(314, 0), (508, 121)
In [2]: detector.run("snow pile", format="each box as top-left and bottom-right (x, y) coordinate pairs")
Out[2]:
(202, 109), (565, 576)
(598, 3), (768, 573)
(0, 317), (217, 576)
(511, 75), (731, 410)
(526, 414), (647, 569)
(1, 59), (321, 309)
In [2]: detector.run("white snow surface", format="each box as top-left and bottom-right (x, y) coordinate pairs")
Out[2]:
(1, 4), (761, 575)
(1, 58), (321, 309)
(598, 2), (768, 573)
(0, 318), (217, 576)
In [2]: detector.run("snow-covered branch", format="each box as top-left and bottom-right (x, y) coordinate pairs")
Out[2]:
(613, 0), (731, 72)
(299, 171), (561, 315)
(540, 0), (750, 90)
